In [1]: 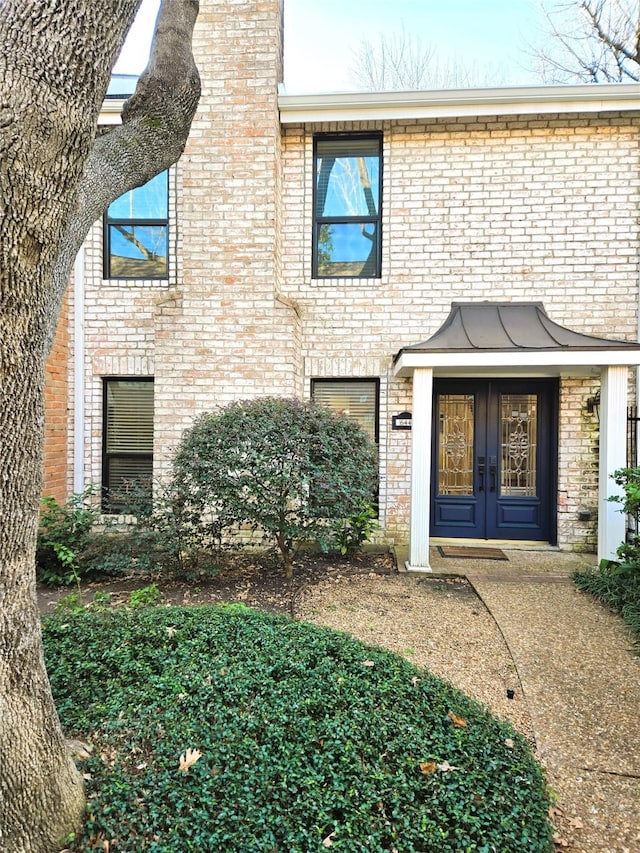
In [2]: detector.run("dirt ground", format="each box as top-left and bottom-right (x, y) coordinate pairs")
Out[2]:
(37, 548), (397, 615)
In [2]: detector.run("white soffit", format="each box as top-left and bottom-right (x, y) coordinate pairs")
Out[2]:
(278, 83), (640, 124)
(99, 100), (124, 125)
(393, 349), (640, 379)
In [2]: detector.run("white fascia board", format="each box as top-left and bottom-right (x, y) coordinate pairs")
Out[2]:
(392, 348), (640, 378)
(278, 83), (640, 124)
(99, 100), (124, 126)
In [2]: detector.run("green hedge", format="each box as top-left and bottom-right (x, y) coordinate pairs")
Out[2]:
(574, 568), (640, 648)
(44, 606), (552, 852)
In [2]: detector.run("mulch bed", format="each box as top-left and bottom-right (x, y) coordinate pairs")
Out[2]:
(37, 548), (400, 617)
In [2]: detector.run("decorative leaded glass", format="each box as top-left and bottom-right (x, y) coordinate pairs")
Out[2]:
(500, 394), (537, 497)
(438, 394), (475, 496)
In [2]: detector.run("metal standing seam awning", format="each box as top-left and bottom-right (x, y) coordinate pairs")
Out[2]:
(391, 301), (640, 570)
(393, 301), (640, 377)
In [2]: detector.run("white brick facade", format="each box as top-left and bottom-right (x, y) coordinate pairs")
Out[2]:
(68, 0), (640, 555)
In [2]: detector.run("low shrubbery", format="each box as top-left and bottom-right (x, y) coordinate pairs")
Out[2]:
(36, 485), (226, 586)
(574, 467), (640, 648)
(574, 567), (640, 646)
(37, 397), (379, 586)
(36, 488), (100, 586)
(44, 605), (552, 852)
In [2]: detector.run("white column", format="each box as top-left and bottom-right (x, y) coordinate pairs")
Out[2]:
(408, 367), (433, 571)
(598, 366), (628, 563)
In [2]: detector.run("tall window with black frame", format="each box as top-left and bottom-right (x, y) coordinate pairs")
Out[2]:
(313, 135), (382, 279)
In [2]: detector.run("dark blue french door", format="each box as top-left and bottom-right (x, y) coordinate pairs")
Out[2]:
(431, 380), (557, 541)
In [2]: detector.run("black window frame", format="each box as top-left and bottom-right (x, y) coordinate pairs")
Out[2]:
(102, 377), (154, 513)
(311, 377), (381, 513)
(312, 133), (382, 280)
(103, 171), (169, 280)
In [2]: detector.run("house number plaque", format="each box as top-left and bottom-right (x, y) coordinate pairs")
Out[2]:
(392, 411), (412, 430)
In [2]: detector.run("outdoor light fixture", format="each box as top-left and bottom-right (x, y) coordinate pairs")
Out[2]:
(586, 390), (600, 421)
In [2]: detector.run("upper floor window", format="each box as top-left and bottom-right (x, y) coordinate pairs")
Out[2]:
(104, 171), (168, 279)
(313, 135), (382, 279)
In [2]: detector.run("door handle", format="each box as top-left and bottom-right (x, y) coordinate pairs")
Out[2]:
(489, 456), (497, 492)
(477, 456), (485, 492)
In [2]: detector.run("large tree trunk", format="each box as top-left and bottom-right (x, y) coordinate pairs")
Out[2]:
(0, 2), (200, 850)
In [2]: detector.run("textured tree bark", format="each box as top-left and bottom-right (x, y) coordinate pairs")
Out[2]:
(0, 2), (199, 849)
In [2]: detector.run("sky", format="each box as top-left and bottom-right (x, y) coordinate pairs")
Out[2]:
(114, 0), (542, 92)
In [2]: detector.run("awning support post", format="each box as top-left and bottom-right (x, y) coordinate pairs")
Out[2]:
(407, 367), (433, 571)
(598, 365), (628, 563)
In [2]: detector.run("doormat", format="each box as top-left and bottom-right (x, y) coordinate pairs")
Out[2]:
(437, 545), (508, 561)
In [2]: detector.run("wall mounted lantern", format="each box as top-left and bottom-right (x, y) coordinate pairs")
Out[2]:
(586, 390), (600, 421)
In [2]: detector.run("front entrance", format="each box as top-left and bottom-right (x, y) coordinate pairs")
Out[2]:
(431, 379), (557, 541)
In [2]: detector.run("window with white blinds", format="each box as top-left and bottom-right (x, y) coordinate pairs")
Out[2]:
(311, 379), (379, 444)
(103, 379), (154, 512)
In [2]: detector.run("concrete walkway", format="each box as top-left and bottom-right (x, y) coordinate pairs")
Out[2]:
(424, 546), (640, 853)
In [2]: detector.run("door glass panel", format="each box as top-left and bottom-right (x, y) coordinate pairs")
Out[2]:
(438, 394), (475, 495)
(501, 393), (537, 496)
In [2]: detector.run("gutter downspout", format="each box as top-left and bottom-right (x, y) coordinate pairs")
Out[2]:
(73, 250), (85, 494)
(637, 240), (640, 440)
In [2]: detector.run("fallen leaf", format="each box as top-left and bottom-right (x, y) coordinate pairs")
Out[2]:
(419, 761), (437, 776)
(437, 760), (459, 773)
(504, 738), (515, 749)
(361, 660), (375, 667)
(178, 747), (202, 773)
(447, 711), (467, 728)
(552, 832), (569, 847)
(82, 772), (92, 781)
(568, 816), (584, 829)
(165, 626), (177, 637)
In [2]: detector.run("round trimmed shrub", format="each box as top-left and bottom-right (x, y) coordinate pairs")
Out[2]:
(171, 397), (379, 574)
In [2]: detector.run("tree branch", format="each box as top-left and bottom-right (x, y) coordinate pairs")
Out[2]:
(581, 0), (640, 66)
(85, 0), (201, 220)
(46, 0), (201, 342)
(532, 0), (640, 84)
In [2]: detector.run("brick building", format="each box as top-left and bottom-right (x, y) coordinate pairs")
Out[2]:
(44, 0), (640, 568)
(43, 293), (70, 504)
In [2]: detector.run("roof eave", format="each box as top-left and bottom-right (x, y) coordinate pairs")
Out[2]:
(278, 82), (640, 124)
(99, 99), (125, 126)
(393, 348), (640, 378)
